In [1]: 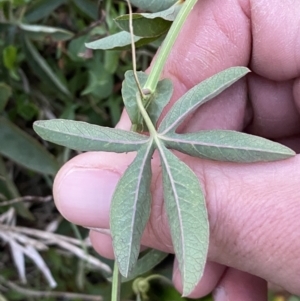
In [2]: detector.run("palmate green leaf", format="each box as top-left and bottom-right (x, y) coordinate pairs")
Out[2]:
(85, 31), (160, 51)
(111, 141), (154, 277)
(159, 145), (209, 296)
(161, 130), (295, 162)
(20, 24), (74, 41)
(122, 71), (173, 130)
(33, 119), (150, 152)
(114, 14), (171, 38)
(129, 0), (177, 12)
(158, 67), (250, 134)
(0, 117), (58, 175)
(121, 249), (168, 283)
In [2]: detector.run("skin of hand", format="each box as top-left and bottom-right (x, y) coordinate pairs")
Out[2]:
(53, 0), (300, 299)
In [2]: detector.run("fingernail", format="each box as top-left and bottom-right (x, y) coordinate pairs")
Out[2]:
(213, 287), (228, 301)
(55, 168), (120, 228)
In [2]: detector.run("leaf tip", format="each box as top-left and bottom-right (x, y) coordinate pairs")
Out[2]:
(84, 42), (93, 49)
(33, 120), (42, 126)
(32, 120), (41, 131)
(116, 259), (131, 279)
(286, 147), (296, 157)
(181, 283), (196, 298)
(33, 120), (48, 132)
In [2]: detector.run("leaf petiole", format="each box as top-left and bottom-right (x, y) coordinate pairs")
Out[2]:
(111, 262), (121, 301)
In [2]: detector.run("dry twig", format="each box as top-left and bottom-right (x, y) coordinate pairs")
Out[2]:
(0, 195), (52, 207)
(0, 275), (102, 301)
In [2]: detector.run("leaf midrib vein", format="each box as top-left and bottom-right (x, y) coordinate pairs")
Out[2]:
(47, 126), (150, 145)
(159, 147), (185, 275)
(160, 135), (285, 154)
(127, 140), (153, 273)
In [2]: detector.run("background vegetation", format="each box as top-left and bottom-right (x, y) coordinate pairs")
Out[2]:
(0, 0), (298, 300)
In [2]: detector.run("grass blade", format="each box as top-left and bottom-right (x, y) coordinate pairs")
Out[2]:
(23, 36), (71, 98)
(33, 119), (150, 152)
(158, 67), (250, 134)
(161, 130), (295, 162)
(111, 141), (154, 276)
(25, 0), (66, 23)
(20, 24), (74, 41)
(0, 117), (58, 175)
(159, 145), (209, 296)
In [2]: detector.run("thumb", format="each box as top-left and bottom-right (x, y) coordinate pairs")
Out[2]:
(53, 149), (300, 295)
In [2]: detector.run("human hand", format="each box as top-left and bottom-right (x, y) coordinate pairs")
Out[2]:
(53, 0), (300, 299)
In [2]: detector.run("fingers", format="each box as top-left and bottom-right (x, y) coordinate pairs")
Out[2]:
(169, 0), (294, 80)
(106, 0), (252, 135)
(246, 74), (300, 139)
(53, 151), (136, 228)
(173, 265), (267, 300)
(108, 0), (300, 138)
(158, 0), (251, 132)
(90, 231), (115, 260)
(249, 0), (300, 81)
(213, 268), (267, 301)
(203, 155), (300, 295)
(54, 146), (300, 293)
(293, 78), (300, 115)
(159, 0), (300, 137)
(162, 0), (251, 93)
(54, 149), (300, 294)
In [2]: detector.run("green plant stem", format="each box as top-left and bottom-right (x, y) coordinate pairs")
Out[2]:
(111, 262), (121, 301)
(143, 0), (198, 93)
(127, 0), (144, 97)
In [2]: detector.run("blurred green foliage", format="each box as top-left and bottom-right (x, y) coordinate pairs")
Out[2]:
(0, 0), (151, 300)
(0, 0), (299, 300)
